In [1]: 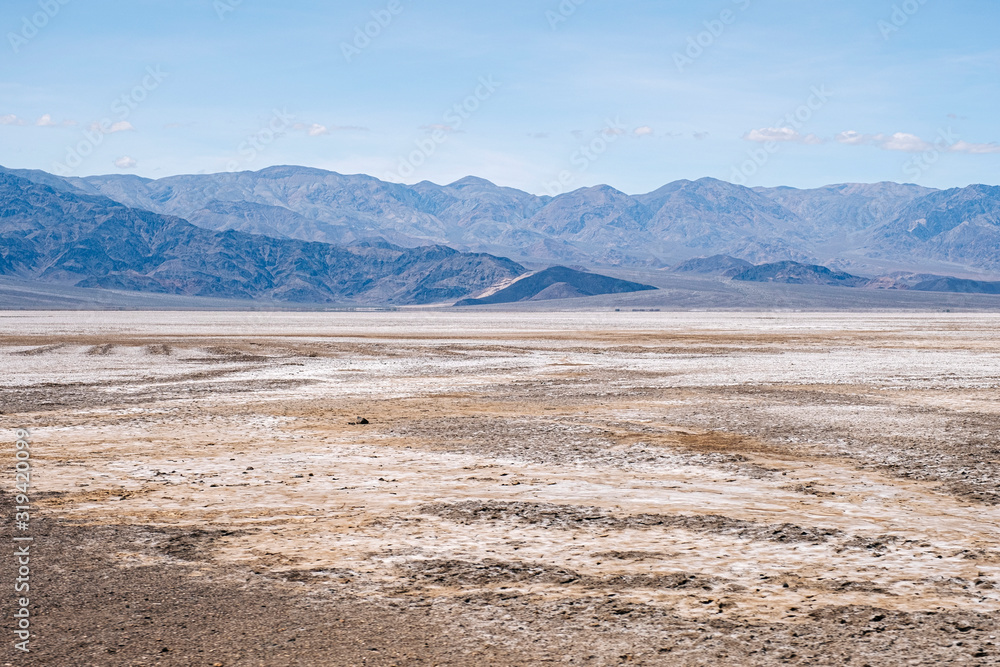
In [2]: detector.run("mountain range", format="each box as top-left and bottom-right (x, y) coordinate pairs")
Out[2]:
(0, 171), (525, 304)
(5, 164), (1000, 306)
(7, 165), (999, 278)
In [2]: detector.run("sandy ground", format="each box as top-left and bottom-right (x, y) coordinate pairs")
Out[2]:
(1, 311), (999, 666)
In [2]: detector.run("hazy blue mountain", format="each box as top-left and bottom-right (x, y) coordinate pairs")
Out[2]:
(409, 176), (549, 228)
(68, 166), (450, 247)
(454, 266), (656, 306)
(6, 165), (1000, 277)
(755, 182), (935, 239)
(0, 172), (525, 304)
(184, 199), (357, 245)
(640, 178), (811, 262)
(521, 185), (662, 265)
(863, 185), (1000, 272)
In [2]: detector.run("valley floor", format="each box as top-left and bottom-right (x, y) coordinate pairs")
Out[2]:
(1, 311), (999, 666)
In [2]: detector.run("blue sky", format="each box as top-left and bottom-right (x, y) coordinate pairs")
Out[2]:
(1, 0), (998, 194)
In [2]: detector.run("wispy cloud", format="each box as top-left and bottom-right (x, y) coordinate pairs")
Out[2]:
(835, 130), (1000, 154)
(420, 123), (461, 134)
(835, 131), (929, 151)
(949, 140), (1000, 154)
(1, 113), (75, 127)
(290, 122), (325, 136)
(114, 156), (137, 169)
(88, 120), (134, 134)
(742, 127), (1000, 155)
(293, 122), (368, 136)
(833, 130), (868, 146)
(744, 127), (822, 144)
(633, 126), (654, 137)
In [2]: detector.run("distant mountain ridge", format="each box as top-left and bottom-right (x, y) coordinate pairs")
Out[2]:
(0, 171), (526, 304)
(5, 165), (1000, 277)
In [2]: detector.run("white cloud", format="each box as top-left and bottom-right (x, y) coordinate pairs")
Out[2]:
(114, 156), (137, 169)
(879, 132), (933, 152)
(35, 114), (57, 127)
(109, 121), (134, 133)
(744, 127), (822, 144)
(302, 123), (329, 136)
(834, 130), (868, 145)
(0, 114), (25, 125)
(633, 126), (654, 137)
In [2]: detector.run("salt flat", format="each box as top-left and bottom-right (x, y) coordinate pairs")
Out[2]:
(1, 311), (999, 666)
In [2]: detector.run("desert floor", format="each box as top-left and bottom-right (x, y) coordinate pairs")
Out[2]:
(1, 311), (999, 666)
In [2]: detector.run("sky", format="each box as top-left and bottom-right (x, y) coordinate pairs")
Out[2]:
(1, 0), (998, 195)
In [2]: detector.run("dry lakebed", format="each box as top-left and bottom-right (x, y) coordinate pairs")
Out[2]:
(1, 311), (998, 666)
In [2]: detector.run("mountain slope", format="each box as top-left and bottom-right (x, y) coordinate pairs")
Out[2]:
(0, 172), (525, 304)
(454, 266), (656, 306)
